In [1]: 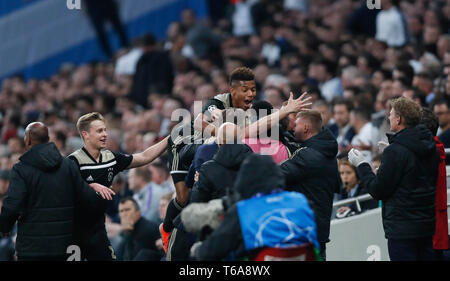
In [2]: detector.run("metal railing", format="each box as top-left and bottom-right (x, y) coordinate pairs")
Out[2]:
(332, 194), (374, 213)
(333, 170), (450, 212)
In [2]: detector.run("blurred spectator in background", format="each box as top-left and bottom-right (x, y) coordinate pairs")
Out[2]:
(0, 170), (10, 197)
(148, 159), (174, 196)
(7, 137), (25, 156)
(375, 0), (408, 47)
(350, 107), (378, 162)
(263, 86), (286, 109)
(0, 194), (15, 261)
(313, 100), (334, 128)
(116, 197), (162, 261)
(128, 166), (173, 224)
(115, 37), (145, 76)
(414, 72), (436, 104)
(130, 34), (174, 107)
(329, 97), (355, 155)
(308, 59), (342, 102)
(346, 0), (379, 37)
(231, 0), (258, 37)
(2, 112), (22, 144)
(83, 0), (130, 58)
(181, 9), (222, 64)
(433, 97), (450, 148)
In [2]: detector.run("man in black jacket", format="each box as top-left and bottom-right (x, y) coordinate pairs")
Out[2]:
(279, 110), (341, 261)
(348, 97), (439, 261)
(0, 122), (106, 261)
(130, 33), (174, 107)
(116, 197), (162, 261)
(190, 122), (254, 203)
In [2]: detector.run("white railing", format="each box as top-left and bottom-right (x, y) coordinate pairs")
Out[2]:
(333, 168), (450, 211)
(332, 194), (374, 213)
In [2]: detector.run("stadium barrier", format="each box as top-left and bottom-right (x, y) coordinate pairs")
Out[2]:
(327, 180), (450, 261)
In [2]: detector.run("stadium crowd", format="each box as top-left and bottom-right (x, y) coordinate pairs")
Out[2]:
(0, 0), (450, 261)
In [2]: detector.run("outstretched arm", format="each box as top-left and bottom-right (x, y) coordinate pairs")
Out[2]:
(193, 109), (223, 137)
(244, 92), (311, 138)
(128, 136), (169, 169)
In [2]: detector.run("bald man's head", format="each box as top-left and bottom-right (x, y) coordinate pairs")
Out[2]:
(24, 122), (49, 149)
(217, 122), (242, 146)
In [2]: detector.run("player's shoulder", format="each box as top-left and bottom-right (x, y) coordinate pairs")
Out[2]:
(68, 148), (89, 165)
(204, 93), (231, 112)
(212, 92), (231, 104)
(100, 149), (116, 162)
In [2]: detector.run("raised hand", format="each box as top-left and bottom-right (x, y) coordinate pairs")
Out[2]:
(284, 92), (313, 114)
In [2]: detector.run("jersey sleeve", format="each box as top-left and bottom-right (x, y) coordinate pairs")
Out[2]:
(113, 152), (134, 172)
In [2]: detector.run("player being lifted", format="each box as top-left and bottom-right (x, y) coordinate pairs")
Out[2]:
(160, 67), (312, 254)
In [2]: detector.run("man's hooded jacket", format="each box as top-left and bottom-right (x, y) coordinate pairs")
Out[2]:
(357, 125), (439, 239)
(279, 127), (341, 244)
(0, 142), (100, 257)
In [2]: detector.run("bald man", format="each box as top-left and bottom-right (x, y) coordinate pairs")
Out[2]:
(0, 122), (108, 261)
(163, 122), (253, 260)
(191, 122), (252, 204)
(216, 122), (243, 145)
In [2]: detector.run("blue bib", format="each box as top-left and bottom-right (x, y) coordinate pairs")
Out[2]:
(237, 191), (319, 251)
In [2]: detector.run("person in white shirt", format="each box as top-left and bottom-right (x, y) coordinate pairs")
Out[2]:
(308, 59), (343, 102)
(115, 48), (143, 76)
(350, 107), (379, 162)
(114, 36), (153, 76)
(375, 0), (408, 47)
(128, 166), (173, 224)
(232, 0), (258, 37)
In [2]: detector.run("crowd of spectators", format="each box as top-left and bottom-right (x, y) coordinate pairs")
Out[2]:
(0, 0), (450, 260)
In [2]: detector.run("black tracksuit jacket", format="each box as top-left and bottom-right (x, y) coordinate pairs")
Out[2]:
(0, 142), (100, 258)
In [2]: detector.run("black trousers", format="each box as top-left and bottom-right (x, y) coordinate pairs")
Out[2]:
(388, 237), (435, 261)
(319, 242), (326, 261)
(76, 227), (116, 261)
